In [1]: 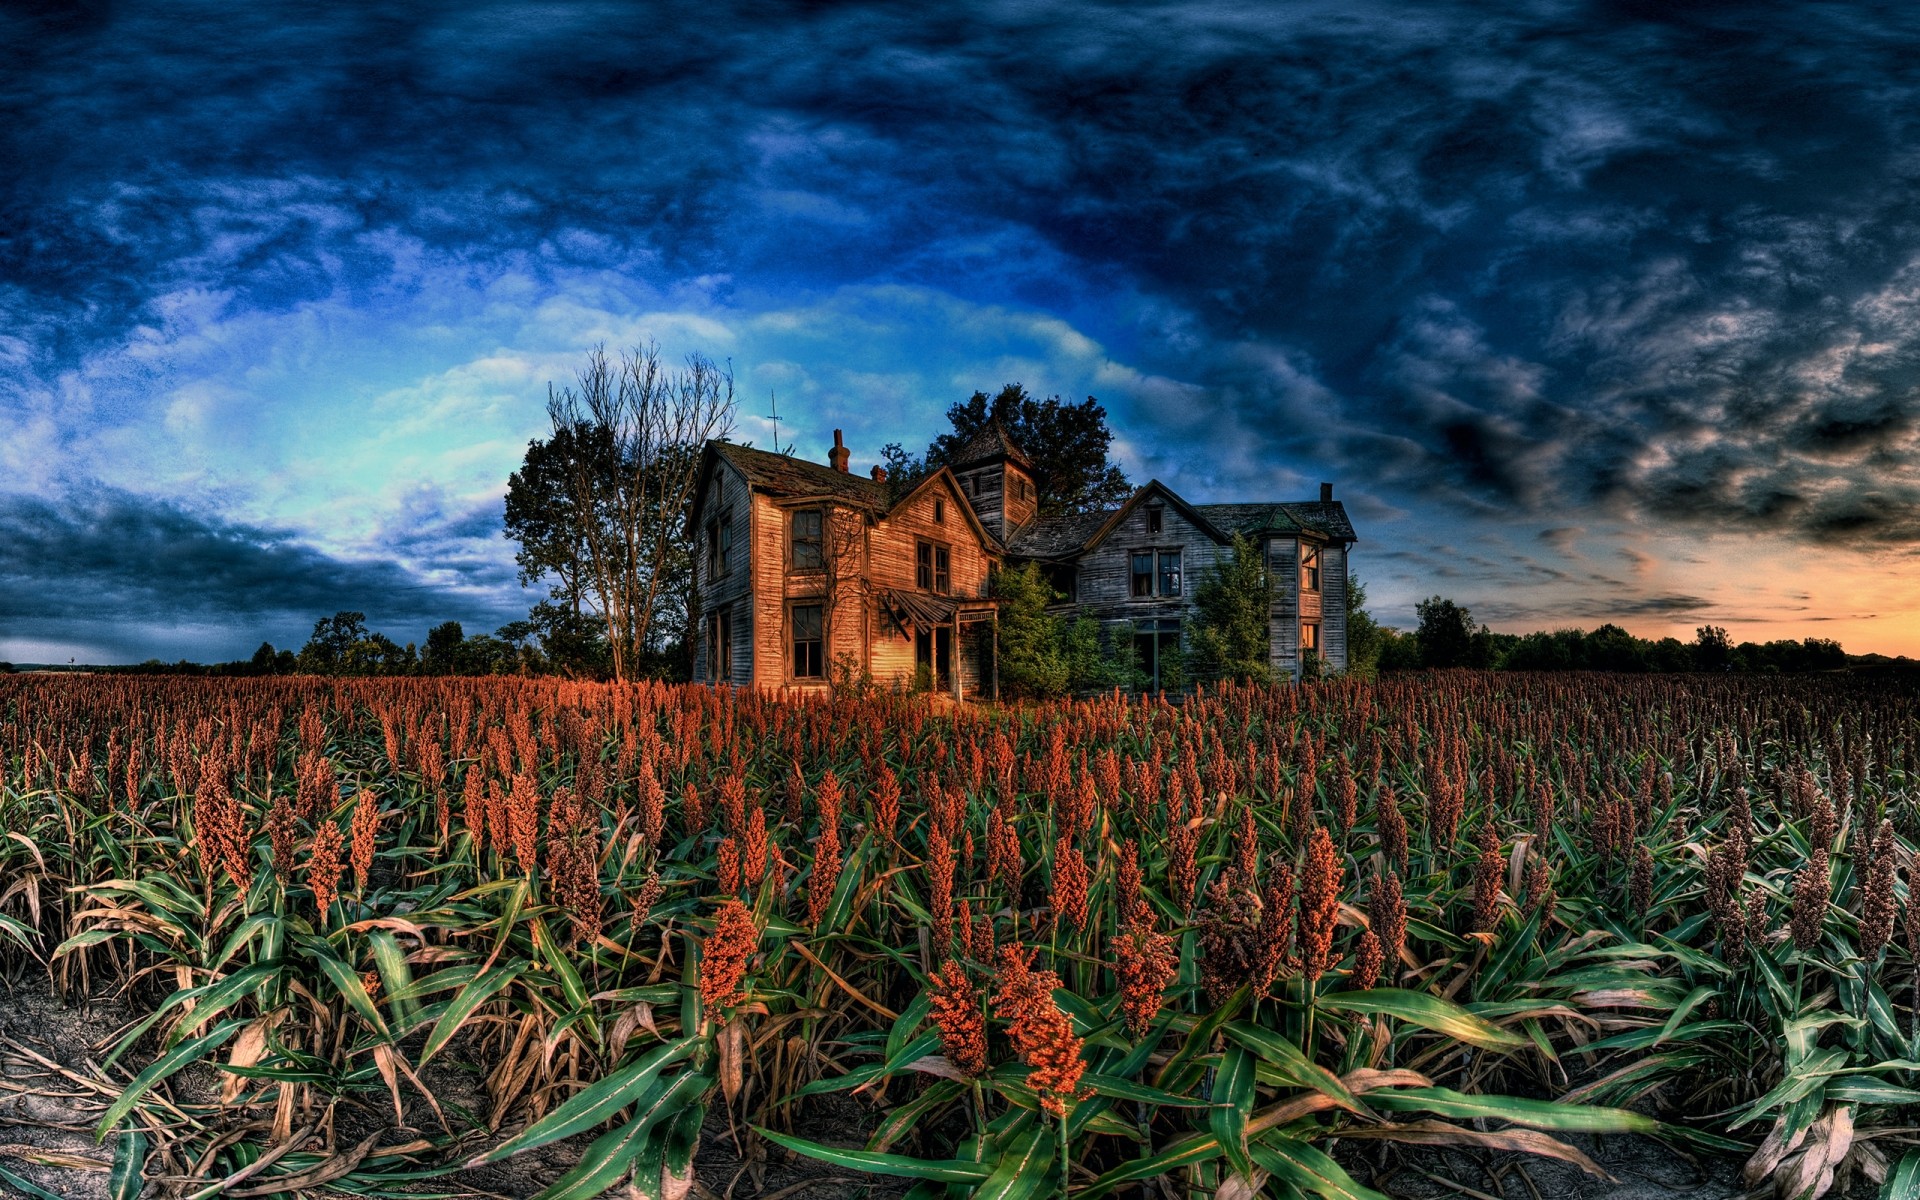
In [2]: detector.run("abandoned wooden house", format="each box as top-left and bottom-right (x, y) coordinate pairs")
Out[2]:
(686, 424), (1357, 695)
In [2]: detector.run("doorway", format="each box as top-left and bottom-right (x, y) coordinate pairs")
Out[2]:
(915, 625), (953, 693)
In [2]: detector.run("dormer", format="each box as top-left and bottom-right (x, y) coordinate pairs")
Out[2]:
(948, 421), (1037, 543)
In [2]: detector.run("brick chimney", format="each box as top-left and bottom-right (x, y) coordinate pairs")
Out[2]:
(1319, 482), (1333, 502)
(829, 429), (850, 473)
(870, 464), (888, 482)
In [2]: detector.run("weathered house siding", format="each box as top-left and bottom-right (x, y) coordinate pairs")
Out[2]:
(693, 460), (755, 686)
(1322, 544), (1348, 673)
(1268, 535), (1300, 679)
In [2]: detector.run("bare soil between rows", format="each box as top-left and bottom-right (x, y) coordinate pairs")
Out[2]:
(0, 984), (1834, 1200)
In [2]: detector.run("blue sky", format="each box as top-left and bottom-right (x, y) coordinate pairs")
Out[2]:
(6, 0), (1920, 662)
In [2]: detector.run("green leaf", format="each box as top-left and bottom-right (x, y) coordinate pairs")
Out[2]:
(297, 935), (394, 1043)
(95, 1018), (246, 1140)
(470, 1037), (697, 1166)
(1828, 1078), (1920, 1107)
(1732, 1047), (1847, 1127)
(1318, 988), (1528, 1051)
(368, 929), (419, 1028)
(886, 990), (932, 1063)
(102, 960), (278, 1068)
(1080, 1073), (1207, 1108)
(1651, 985), (1717, 1049)
(534, 1068), (711, 1200)
(109, 1131), (147, 1200)
(420, 963), (522, 1065)
(754, 1128), (993, 1183)
(1882, 1148), (1920, 1200)
(0, 1161), (68, 1200)
(1251, 1134), (1392, 1200)
(1226, 1021), (1362, 1111)
(1212, 1042), (1257, 1184)
(974, 1126), (1059, 1200)
(1080, 1131), (1227, 1198)
(794, 1031), (940, 1097)
(1367, 1087), (1658, 1134)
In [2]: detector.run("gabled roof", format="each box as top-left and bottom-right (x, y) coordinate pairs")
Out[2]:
(1192, 502), (1356, 542)
(998, 485), (1359, 561)
(947, 420), (1033, 471)
(688, 440), (1000, 555)
(1080, 480), (1231, 555)
(883, 465), (996, 550)
(707, 441), (888, 508)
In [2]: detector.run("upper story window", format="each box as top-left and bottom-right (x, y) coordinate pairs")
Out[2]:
(706, 509), (733, 578)
(791, 508), (824, 571)
(1157, 549), (1182, 597)
(934, 498), (946, 524)
(1301, 545), (1321, 592)
(1130, 549), (1182, 598)
(1130, 551), (1154, 597)
(917, 540), (951, 593)
(1146, 505), (1163, 535)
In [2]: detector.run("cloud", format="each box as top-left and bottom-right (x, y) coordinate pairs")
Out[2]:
(10, 0), (1920, 654)
(0, 486), (520, 662)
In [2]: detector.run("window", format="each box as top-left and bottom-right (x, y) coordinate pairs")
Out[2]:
(933, 498), (946, 524)
(1302, 621), (1320, 652)
(1041, 563), (1076, 603)
(791, 604), (824, 678)
(1146, 505), (1163, 534)
(1301, 545), (1321, 592)
(791, 509), (823, 571)
(1158, 549), (1182, 597)
(1133, 549), (1181, 599)
(1133, 618), (1183, 692)
(705, 609), (733, 681)
(917, 541), (951, 593)
(706, 509), (733, 577)
(1130, 552), (1154, 597)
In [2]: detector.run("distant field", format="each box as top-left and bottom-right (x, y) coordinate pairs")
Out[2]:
(0, 671), (1910, 1198)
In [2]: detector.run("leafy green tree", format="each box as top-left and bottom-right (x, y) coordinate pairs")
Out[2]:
(421, 621), (466, 674)
(1694, 624), (1733, 671)
(249, 641), (281, 675)
(1414, 596), (1493, 668)
(993, 563), (1068, 699)
(1344, 575), (1385, 680)
(298, 612), (370, 676)
(1187, 533), (1272, 684)
(888, 384), (1133, 516)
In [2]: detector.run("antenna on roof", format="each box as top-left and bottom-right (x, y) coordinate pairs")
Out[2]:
(766, 390), (793, 456)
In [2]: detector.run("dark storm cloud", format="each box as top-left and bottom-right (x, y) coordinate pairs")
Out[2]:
(0, 488), (520, 656)
(8, 0), (1920, 653)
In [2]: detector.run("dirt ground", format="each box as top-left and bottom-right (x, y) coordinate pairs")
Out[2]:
(0, 984), (1851, 1200)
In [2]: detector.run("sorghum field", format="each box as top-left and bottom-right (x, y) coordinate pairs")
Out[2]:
(1, 671), (1916, 1199)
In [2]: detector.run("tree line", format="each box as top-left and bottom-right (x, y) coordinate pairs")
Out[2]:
(1374, 596), (1851, 675)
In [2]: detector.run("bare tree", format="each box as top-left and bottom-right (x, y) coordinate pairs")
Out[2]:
(545, 342), (736, 682)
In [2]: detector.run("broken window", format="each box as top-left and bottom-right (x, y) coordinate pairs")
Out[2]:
(791, 509), (823, 571)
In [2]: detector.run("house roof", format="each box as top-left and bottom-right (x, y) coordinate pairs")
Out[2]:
(1193, 502), (1357, 543)
(1004, 510), (1111, 559)
(693, 440), (998, 553)
(947, 421), (1033, 470)
(999, 487), (1358, 561)
(708, 441), (889, 508)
